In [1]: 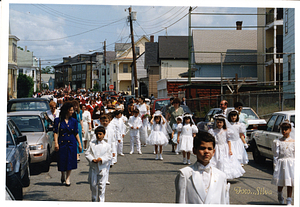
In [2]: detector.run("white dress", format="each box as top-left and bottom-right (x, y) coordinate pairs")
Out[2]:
(140, 118), (148, 145)
(209, 128), (245, 179)
(271, 138), (295, 186)
(147, 123), (169, 146)
(82, 110), (91, 141)
(230, 122), (248, 164)
(178, 124), (198, 152)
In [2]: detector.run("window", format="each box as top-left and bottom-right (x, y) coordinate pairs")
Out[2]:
(113, 81), (116, 90)
(123, 64), (128, 73)
(19, 69), (23, 74)
(77, 74), (81, 80)
(72, 75), (76, 80)
(72, 65), (76, 72)
(82, 64), (86, 71)
(288, 55), (291, 84)
(77, 65), (82, 72)
(32, 70), (34, 78)
(12, 43), (17, 62)
(285, 9), (288, 34)
(82, 74), (86, 79)
(135, 47), (140, 56)
(113, 64), (116, 73)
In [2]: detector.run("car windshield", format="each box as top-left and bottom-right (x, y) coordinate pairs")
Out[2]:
(241, 109), (259, 119)
(9, 116), (44, 132)
(9, 101), (49, 112)
(181, 105), (192, 114)
(155, 100), (170, 110)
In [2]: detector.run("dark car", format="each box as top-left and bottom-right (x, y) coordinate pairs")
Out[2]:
(6, 118), (30, 200)
(7, 98), (50, 112)
(151, 98), (170, 115)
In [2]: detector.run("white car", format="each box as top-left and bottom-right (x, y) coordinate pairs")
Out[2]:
(197, 107), (267, 146)
(250, 110), (295, 163)
(7, 111), (55, 172)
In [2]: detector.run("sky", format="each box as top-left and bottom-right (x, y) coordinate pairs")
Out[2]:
(5, 1), (274, 68)
(5, 1), (299, 69)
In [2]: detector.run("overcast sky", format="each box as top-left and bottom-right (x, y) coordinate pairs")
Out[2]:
(4, 0), (299, 68)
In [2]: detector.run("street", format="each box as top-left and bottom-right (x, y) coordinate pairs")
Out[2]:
(23, 132), (290, 205)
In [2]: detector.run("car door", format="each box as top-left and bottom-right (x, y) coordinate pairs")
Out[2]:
(256, 115), (277, 156)
(7, 120), (27, 176)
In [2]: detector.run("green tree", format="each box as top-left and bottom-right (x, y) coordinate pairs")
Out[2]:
(41, 66), (54, 74)
(17, 74), (34, 98)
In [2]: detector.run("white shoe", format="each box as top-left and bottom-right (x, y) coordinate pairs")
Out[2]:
(286, 197), (292, 206)
(175, 152), (179, 155)
(183, 158), (187, 164)
(187, 159), (191, 165)
(159, 154), (163, 160)
(106, 181), (110, 185)
(138, 151), (142, 155)
(155, 154), (159, 160)
(129, 151), (133, 155)
(119, 153), (125, 156)
(154, 151), (156, 154)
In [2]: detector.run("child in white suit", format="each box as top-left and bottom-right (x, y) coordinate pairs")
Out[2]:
(85, 126), (112, 202)
(128, 109), (143, 154)
(175, 131), (230, 204)
(111, 110), (126, 160)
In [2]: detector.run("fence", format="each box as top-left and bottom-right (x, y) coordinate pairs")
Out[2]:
(186, 91), (295, 120)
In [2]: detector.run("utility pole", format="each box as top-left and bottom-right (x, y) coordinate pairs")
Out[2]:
(129, 6), (138, 97)
(39, 58), (41, 91)
(104, 40), (107, 91)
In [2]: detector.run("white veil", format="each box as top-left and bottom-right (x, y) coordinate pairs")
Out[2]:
(153, 110), (171, 135)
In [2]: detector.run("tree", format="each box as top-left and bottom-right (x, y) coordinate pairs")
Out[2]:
(17, 74), (34, 98)
(41, 66), (54, 74)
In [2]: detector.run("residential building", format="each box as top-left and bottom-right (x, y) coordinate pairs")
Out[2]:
(41, 74), (55, 91)
(17, 46), (39, 92)
(8, 29), (19, 100)
(54, 53), (101, 90)
(257, 8), (283, 86)
(110, 36), (149, 94)
(282, 8), (295, 103)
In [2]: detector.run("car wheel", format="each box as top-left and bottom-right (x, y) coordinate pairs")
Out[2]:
(42, 148), (51, 172)
(9, 173), (23, 200)
(21, 163), (30, 187)
(252, 141), (266, 164)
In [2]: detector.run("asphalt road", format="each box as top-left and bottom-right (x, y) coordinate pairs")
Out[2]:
(23, 132), (293, 205)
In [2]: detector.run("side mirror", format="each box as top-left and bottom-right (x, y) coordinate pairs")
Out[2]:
(15, 135), (27, 145)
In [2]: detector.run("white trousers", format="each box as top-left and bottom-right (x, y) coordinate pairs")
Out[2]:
(130, 135), (141, 152)
(117, 137), (123, 154)
(90, 170), (107, 202)
(112, 143), (118, 164)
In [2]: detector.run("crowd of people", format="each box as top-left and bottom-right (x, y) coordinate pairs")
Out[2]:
(40, 88), (294, 205)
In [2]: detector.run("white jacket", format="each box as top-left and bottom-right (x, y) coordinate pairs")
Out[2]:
(175, 162), (230, 204)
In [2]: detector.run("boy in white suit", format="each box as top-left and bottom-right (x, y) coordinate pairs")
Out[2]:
(85, 126), (112, 202)
(128, 109), (143, 154)
(175, 131), (230, 204)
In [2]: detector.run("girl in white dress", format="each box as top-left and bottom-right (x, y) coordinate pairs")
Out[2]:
(147, 111), (169, 160)
(227, 110), (248, 165)
(140, 114), (150, 147)
(177, 114), (198, 165)
(271, 120), (295, 206)
(208, 114), (245, 179)
(172, 116), (182, 155)
(81, 104), (92, 151)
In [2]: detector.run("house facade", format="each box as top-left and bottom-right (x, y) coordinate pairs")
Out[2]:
(54, 53), (100, 90)
(282, 8), (295, 102)
(8, 32), (19, 100)
(257, 8), (283, 86)
(109, 36), (149, 94)
(17, 47), (39, 92)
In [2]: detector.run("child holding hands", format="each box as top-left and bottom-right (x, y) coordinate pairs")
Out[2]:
(85, 126), (112, 202)
(271, 120), (295, 205)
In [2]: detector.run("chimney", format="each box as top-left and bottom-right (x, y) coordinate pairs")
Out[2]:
(150, 35), (154, 42)
(236, 21), (242, 30)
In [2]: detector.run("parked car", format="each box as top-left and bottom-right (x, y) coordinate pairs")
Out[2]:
(197, 107), (267, 146)
(7, 111), (55, 172)
(250, 110), (295, 164)
(151, 98), (170, 115)
(7, 98), (50, 112)
(6, 117), (30, 200)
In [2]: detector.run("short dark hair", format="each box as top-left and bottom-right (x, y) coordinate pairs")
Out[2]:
(95, 126), (106, 135)
(227, 110), (239, 122)
(193, 131), (215, 149)
(133, 109), (139, 114)
(234, 102), (243, 108)
(114, 110), (122, 117)
(100, 114), (109, 120)
(280, 123), (292, 130)
(173, 97), (181, 104)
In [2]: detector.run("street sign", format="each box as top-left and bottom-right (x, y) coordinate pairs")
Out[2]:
(109, 85), (114, 90)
